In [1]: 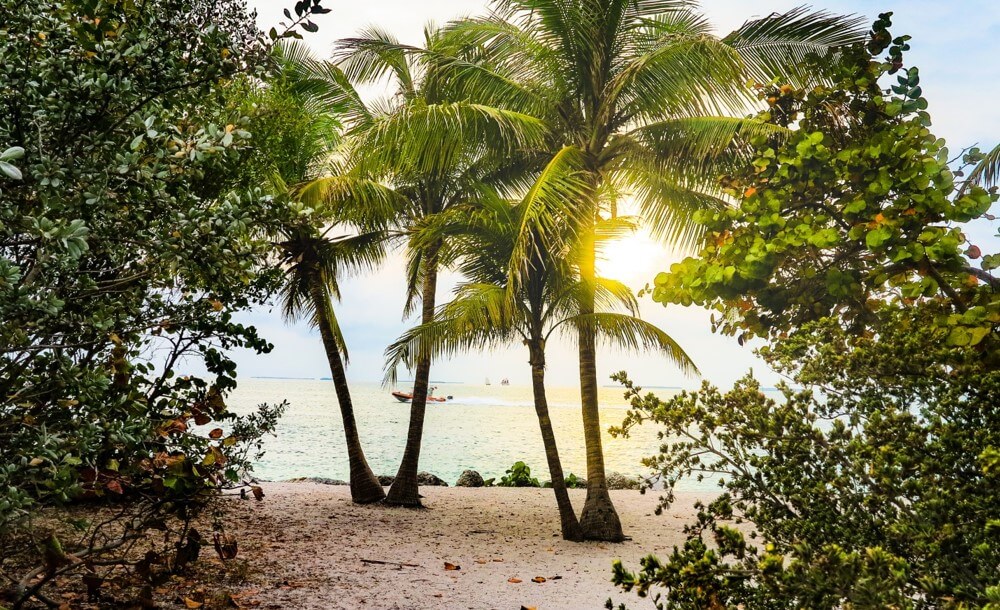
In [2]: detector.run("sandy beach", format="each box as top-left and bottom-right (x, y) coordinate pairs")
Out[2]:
(215, 482), (710, 610)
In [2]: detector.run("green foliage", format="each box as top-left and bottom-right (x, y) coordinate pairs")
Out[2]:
(542, 473), (586, 489)
(563, 473), (585, 489)
(610, 310), (1000, 608)
(0, 4), (328, 605)
(612, 14), (1000, 609)
(651, 13), (999, 352)
(497, 461), (541, 488)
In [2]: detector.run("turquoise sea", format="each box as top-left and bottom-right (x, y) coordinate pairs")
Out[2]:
(227, 379), (722, 490)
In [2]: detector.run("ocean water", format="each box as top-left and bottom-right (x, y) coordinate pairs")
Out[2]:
(226, 379), (703, 488)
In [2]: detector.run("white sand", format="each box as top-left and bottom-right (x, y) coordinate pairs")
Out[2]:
(219, 483), (711, 610)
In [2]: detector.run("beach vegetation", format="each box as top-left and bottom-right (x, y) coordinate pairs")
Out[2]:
(0, 0), (326, 605)
(610, 14), (1000, 608)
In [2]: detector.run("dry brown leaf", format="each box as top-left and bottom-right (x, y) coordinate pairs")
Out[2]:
(507, 578), (522, 584)
(184, 598), (204, 609)
(208, 428), (224, 439)
(520, 606), (538, 610)
(443, 562), (461, 571)
(250, 486), (264, 501)
(531, 576), (546, 583)
(474, 559), (487, 564)
(492, 558), (504, 562)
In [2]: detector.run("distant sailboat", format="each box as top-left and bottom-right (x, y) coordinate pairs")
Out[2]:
(485, 377), (491, 386)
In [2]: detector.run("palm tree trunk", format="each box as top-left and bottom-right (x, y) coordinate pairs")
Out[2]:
(529, 340), (584, 541)
(385, 243), (441, 507)
(310, 283), (385, 504)
(577, 222), (625, 542)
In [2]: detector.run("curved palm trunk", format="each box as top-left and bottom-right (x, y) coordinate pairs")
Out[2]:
(310, 283), (385, 504)
(577, 223), (625, 542)
(385, 244), (441, 507)
(529, 341), (584, 541)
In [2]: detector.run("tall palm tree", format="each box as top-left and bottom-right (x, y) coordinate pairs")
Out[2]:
(256, 43), (388, 504)
(424, 0), (865, 540)
(384, 195), (697, 540)
(299, 25), (549, 506)
(275, 222), (388, 504)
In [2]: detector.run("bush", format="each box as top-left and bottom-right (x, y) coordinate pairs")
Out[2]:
(610, 13), (1000, 609)
(0, 0), (326, 605)
(497, 461), (541, 487)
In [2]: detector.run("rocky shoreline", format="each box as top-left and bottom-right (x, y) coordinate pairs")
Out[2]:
(285, 469), (644, 489)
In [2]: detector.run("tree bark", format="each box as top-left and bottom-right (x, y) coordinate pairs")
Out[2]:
(529, 340), (584, 541)
(310, 282), (385, 504)
(385, 243), (441, 507)
(576, 222), (625, 542)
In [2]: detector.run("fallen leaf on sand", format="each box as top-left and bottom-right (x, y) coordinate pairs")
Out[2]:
(444, 562), (461, 571)
(532, 576), (546, 583)
(521, 606), (538, 610)
(508, 578), (522, 584)
(184, 598), (204, 609)
(492, 558), (504, 562)
(475, 559), (488, 564)
(549, 575), (563, 580)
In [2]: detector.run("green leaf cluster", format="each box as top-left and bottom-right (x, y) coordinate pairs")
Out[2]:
(651, 13), (999, 353)
(0, 0), (321, 538)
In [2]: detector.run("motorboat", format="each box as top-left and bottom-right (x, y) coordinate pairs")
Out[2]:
(391, 385), (451, 403)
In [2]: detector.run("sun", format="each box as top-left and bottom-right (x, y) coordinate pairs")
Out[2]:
(595, 232), (665, 286)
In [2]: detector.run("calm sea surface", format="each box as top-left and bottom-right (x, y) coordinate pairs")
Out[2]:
(227, 379), (716, 490)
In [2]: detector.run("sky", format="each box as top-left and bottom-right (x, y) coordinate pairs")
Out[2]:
(232, 0), (1000, 390)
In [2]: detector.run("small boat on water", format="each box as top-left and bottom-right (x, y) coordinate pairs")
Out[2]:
(391, 386), (451, 403)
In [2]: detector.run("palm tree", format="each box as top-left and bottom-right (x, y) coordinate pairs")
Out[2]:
(255, 43), (388, 504)
(426, 0), (866, 540)
(275, 222), (388, 504)
(385, 195), (697, 540)
(298, 25), (549, 506)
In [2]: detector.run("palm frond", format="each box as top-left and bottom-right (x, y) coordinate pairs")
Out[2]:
(962, 142), (1000, 196)
(631, 116), (789, 173)
(295, 175), (406, 229)
(383, 283), (521, 385)
(723, 6), (867, 88)
(555, 312), (699, 376)
(335, 26), (417, 95)
(351, 101), (548, 179)
(508, 146), (589, 292)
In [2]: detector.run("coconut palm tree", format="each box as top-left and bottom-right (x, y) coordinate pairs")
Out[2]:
(256, 43), (388, 504)
(274, 222), (388, 504)
(296, 25), (550, 506)
(420, 0), (866, 540)
(384, 192), (697, 539)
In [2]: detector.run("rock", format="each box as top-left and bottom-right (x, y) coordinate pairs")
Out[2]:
(287, 477), (348, 486)
(377, 475), (395, 486)
(605, 472), (641, 490)
(454, 470), (485, 487)
(416, 472), (449, 487)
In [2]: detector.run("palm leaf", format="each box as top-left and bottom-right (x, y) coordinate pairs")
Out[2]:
(723, 6), (867, 87)
(555, 312), (699, 376)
